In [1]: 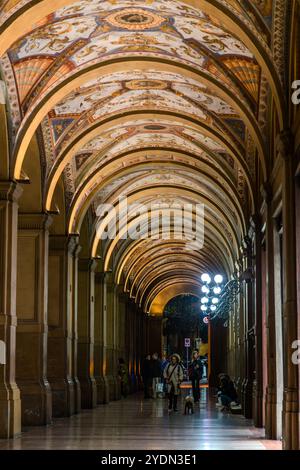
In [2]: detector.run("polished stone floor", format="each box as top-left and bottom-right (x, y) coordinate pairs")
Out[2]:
(0, 390), (281, 450)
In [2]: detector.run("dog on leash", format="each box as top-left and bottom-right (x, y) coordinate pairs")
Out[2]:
(184, 395), (194, 414)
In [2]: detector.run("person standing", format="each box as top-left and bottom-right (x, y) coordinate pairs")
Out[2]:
(141, 354), (152, 399)
(163, 354), (184, 412)
(190, 350), (203, 403)
(151, 353), (162, 398)
(118, 358), (129, 398)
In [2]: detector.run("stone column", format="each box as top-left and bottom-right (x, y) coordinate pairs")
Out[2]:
(261, 184), (278, 439)
(0, 182), (22, 438)
(104, 273), (119, 401)
(251, 216), (264, 428)
(241, 235), (254, 419)
(71, 242), (81, 413)
(94, 270), (109, 404)
(277, 131), (300, 450)
(47, 235), (79, 417)
(16, 213), (52, 426)
(77, 259), (97, 409)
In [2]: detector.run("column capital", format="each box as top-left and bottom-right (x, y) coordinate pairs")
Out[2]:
(260, 182), (272, 204)
(78, 258), (98, 272)
(276, 130), (294, 161)
(0, 181), (23, 202)
(68, 234), (80, 255)
(18, 212), (52, 230)
(249, 214), (261, 236)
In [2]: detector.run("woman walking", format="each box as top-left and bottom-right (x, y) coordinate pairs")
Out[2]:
(163, 354), (184, 412)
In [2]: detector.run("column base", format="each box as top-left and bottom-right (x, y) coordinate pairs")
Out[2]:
(282, 388), (300, 450)
(19, 381), (52, 426)
(252, 381), (263, 427)
(73, 377), (81, 414)
(242, 379), (253, 419)
(0, 384), (21, 438)
(265, 386), (278, 439)
(79, 377), (97, 409)
(49, 378), (75, 417)
(95, 375), (110, 404)
(107, 375), (120, 401)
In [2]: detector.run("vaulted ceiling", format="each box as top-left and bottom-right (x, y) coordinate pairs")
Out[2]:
(0, 0), (283, 314)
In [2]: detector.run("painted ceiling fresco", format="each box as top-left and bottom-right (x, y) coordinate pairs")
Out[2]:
(6, 0), (261, 118)
(52, 118), (237, 191)
(40, 70), (244, 165)
(1, 0), (273, 302)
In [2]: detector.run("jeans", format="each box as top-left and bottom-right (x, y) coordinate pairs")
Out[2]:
(191, 377), (200, 402)
(168, 392), (178, 410)
(143, 377), (152, 398)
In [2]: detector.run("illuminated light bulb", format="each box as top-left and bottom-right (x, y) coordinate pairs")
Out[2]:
(201, 297), (209, 304)
(201, 273), (211, 284)
(214, 275), (223, 284)
(201, 305), (208, 312)
(213, 287), (221, 295)
(210, 305), (217, 312)
(202, 286), (209, 294)
(212, 298), (219, 304)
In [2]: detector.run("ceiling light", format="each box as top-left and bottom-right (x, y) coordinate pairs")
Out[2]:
(214, 275), (223, 284)
(201, 273), (211, 284)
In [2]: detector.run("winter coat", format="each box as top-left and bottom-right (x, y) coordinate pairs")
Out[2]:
(163, 362), (184, 395)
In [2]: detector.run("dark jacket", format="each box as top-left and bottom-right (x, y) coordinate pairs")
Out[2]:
(150, 358), (162, 378)
(141, 358), (151, 378)
(220, 380), (238, 401)
(190, 358), (203, 379)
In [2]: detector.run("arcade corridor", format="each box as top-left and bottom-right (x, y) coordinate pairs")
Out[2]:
(0, 0), (300, 451)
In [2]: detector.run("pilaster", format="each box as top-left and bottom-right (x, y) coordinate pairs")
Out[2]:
(277, 130), (300, 450)
(16, 213), (52, 426)
(0, 182), (22, 437)
(77, 258), (97, 409)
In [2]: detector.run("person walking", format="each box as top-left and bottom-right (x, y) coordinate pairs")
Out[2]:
(151, 353), (162, 399)
(118, 358), (129, 398)
(163, 354), (184, 412)
(190, 350), (203, 403)
(141, 354), (152, 399)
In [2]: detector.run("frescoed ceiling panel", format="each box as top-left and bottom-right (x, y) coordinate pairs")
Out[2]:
(6, 0), (261, 115)
(1, 0), (277, 309)
(40, 70), (244, 158)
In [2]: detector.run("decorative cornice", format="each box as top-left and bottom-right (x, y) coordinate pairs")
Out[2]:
(0, 180), (23, 202)
(18, 212), (52, 230)
(78, 258), (98, 272)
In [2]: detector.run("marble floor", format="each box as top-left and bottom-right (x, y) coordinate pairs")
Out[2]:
(0, 391), (282, 450)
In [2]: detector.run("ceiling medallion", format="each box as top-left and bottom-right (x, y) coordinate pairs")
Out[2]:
(105, 8), (165, 31)
(126, 79), (167, 90)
